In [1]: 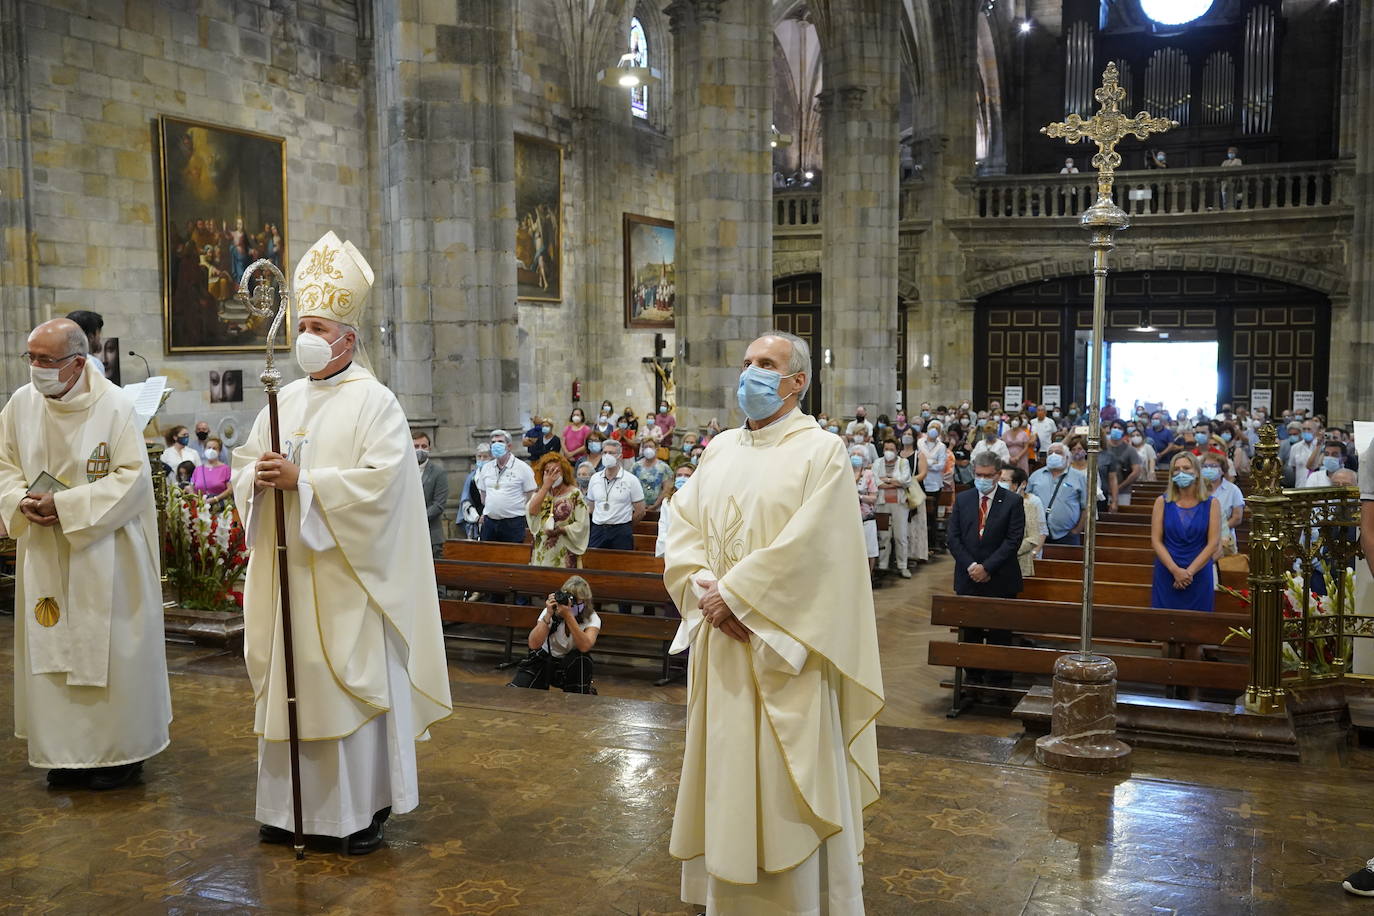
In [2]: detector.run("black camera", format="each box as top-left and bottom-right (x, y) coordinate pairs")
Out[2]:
(553, 590), (574, 607)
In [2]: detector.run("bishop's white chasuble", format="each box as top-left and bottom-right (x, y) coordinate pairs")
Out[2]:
(232, 363), (452, 835)
(0, 360), (170, 768)
(664, 408), (884, 915)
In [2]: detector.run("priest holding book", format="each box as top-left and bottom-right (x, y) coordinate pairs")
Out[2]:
(232, 232), (453, 855)
(0, 318), (171, 790)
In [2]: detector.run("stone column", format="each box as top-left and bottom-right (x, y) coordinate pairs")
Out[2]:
(668, 0), (774, 425)
(813, 0), (902, 416)
(1333, 0), (1374, 421)
(371, 0), (520, 442)
(903, 0), (979, 408)
(0, 0), (39, 395)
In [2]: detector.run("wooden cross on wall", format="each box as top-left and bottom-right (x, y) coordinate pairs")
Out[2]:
(642, 333), (673, 408)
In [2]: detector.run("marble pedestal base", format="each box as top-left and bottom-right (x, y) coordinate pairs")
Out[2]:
(1035, 653), (1132, 775)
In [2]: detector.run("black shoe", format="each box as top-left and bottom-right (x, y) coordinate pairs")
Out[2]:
(1343, 860), (1374, 896)
(88, 761), (143, 791)
(259, 824), (294, 845)
(46, 768), (89, 789)
(372, 807), (392, 828)
(346, 820), (384, 855)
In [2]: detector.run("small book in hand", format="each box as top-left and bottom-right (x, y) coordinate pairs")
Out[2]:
(27, 471), (70, 494)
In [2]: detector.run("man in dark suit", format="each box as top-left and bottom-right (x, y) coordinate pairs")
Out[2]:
(946, 452), (1025, 687)
(413, 430), (450, 558)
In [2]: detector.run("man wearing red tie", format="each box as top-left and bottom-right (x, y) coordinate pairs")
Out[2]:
(946, 452), (1026, 691)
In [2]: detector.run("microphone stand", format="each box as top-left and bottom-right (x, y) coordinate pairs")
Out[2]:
(235, 259), (306, 859)
(127, 350), (153, 381)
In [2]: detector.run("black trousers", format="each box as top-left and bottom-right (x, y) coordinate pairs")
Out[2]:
(589, 521), (634, 551)
(961, 626), (1013, 687)
(507, 648), (596, 694)
(481, 515), (528, 543)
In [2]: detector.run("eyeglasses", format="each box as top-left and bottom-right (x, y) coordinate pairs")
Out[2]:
(21, 352), (81, 368)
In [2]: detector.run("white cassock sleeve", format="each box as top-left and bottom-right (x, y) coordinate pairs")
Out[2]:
(242, 470), (337, 551)
(669, 572), (808, 676)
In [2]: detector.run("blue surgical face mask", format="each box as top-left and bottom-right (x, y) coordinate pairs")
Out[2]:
(850, 455), (863, 468)
(1201, 466), (1222, 482)
(674, 475), (690, 490)
(1288, 433), (1300, 443)
(1302, 431), (1314, 443)
(542, 425), (551, 435)
(1323, 455), (1341, 473)
(737, 365), (798, 421)
(974, 476), (997, 495)
(828, 426), (839, 434)
(1220, 432), (1232, 442)
(490, 441), (508, 459)
(926, 428), (939, 440)
(588, 440), (603, 454)
(998, 480), (1012, 491)
(1109, 429), (1124, 441)
(1172, 471), (1196, 488)
(1046, 453), (1066, 470)
(1151, 418), (1162, 428)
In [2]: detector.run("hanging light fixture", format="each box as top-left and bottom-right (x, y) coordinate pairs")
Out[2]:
(770, 124), (793, 149)
(598, 52), (662, 90)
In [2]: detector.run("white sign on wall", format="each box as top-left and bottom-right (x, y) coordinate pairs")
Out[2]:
(1041, 385), (1061, 409)
(1250, 388), (1273, 412)
(1003, 386), (1024, 410)
(1293, 391), (1314, 413)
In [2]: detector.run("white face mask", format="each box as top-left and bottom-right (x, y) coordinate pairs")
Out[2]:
(294, 331), (347, 374)
(30, 364), (71, 397)
(204, 448), (220, 462)
(601, 452), (618, 470)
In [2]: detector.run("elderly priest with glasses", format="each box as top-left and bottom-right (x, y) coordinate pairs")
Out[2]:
(232, 232), (453, 855)
(0, 318), (171, 791)
(663, 330), (885, 914)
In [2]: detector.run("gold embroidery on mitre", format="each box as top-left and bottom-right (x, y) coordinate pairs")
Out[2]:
(35, 597), (60, 628)
(301, 245), (344, 281)
(86, 442), (111, 482)
(297, 281), (354, 318)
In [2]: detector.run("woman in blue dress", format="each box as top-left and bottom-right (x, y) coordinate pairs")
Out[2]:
(1150, 452), (1222, 610)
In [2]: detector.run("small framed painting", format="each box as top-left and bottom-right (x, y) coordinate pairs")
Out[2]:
(624, 213), (675, 329)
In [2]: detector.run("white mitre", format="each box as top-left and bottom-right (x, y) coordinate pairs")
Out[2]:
(292, 231), (375, 329)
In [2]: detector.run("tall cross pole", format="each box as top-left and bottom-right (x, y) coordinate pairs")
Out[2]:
(1041, 63), (1176, 661)
(1032, 64), (1175, 775)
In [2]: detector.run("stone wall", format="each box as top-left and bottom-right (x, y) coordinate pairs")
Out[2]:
(2, 0), (372, 442)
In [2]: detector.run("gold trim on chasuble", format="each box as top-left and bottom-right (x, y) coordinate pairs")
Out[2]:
(86, 442), (111, 482)
(704, 496), (745, 579)
(297, 244), (353, 318)
(35, 597), (60, 627)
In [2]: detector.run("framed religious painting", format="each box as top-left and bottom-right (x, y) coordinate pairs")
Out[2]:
(157, 115), (288, 353)
(623, 213), (675, 329)
(514, 134), (562, 302)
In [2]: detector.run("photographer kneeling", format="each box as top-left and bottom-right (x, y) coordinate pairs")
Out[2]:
(507, 575), (600, 694)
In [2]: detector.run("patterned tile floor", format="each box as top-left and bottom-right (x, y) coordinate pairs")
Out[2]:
(5, 590), (1374, 913)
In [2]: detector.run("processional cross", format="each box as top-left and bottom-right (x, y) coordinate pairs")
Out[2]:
(1031, 64), (1175, 775)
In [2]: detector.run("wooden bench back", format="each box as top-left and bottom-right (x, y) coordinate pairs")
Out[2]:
(434, 559), (671, 606)
(441, 540), (663, 574)
(1019, 576), (1248, 612)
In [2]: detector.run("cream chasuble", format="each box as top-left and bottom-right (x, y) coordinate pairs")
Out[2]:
(664, 408), (884, 914)
(232, 363), (452, 834)
(0, 360), (171, 768)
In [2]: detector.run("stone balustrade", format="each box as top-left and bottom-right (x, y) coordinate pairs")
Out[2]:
(772, 189), (822, 234)
(957, 160), (1351, 221)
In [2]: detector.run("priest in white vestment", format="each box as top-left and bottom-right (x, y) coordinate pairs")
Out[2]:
(0, 318), (170, 790)
(664, 331), (885, 914)
(232, 232), (453, 854)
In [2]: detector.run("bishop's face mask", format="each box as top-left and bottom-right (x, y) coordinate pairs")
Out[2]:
(736, 365), (798, 421)
(294, 330), (349, 374)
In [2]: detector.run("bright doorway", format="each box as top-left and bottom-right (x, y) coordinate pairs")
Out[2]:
(1106, 340), (1219, 416)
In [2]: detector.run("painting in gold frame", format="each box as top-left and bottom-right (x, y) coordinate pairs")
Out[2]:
(623, 213), (675, 329)
(515, 134), (562, 302)
(158, 115), (288, 353)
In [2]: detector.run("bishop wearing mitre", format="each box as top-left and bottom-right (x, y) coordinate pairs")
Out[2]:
(664, 331), (884, 914)
(232, 232), (453, 855)
(0, 318), (171, 791)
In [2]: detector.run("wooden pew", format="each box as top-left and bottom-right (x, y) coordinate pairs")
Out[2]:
(1032, 558), (1153, 585)
(433, 557), (682, 683)
(927, 595), (1250, 714)
(441, 539), (663, 574)
(1042, 544), (1157, 564)
(1017, 576), (1248, 612)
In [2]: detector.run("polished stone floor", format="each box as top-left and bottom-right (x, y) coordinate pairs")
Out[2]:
(5, 565), (1374, 913)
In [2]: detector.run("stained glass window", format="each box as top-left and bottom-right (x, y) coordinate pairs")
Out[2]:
(629, 18), (649, 119)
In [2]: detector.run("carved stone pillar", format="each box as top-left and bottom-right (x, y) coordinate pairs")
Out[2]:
(812, 0), (902, 416)
(668, 0), (774, 424)
(371, 0), (520, 441)
(1334, 0), (1374, 420)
